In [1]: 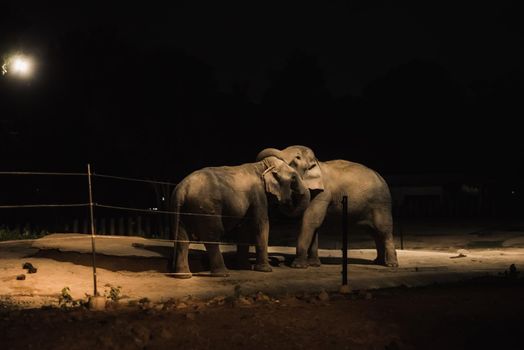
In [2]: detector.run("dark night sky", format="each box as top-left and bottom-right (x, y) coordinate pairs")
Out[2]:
(1, 1), (523, 182)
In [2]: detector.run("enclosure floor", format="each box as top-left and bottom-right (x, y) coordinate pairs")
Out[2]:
(1, 233), (523, 308)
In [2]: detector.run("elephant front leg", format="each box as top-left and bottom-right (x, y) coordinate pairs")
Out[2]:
(291, 195), (330, 268)
(306, 231), (321, 267)
(254, 217), (272, 272)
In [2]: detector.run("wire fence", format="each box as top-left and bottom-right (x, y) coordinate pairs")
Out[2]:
(0, 167), (306, 244)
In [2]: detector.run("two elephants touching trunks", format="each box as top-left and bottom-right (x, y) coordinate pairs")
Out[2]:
(170, 145), (398, 278)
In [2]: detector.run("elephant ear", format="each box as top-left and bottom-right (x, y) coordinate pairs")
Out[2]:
(303, 161), (324, 191)
(262, 166), (282, 201)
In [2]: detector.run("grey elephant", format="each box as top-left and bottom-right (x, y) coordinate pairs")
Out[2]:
(170, 156), (309, 278)
(257, 145), (398, 267)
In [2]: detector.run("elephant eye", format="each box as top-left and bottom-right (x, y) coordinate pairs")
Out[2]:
(296, 156), (301, 160)
(308, 163), (316, 170)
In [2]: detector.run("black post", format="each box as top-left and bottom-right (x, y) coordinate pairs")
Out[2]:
(87, 164), (98, 296)
(400, 219), (404, 250)
(341, 195), (348, 286)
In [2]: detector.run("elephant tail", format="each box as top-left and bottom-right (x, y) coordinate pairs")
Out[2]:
(171, 184), (186, 243)
(170, 184), (186, 272)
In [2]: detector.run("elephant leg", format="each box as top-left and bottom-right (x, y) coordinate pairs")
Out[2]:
(371, 208), (398, 267)
(253, 216), (272, 272)
(172, 229), (192, 278)
(204, 243), (230, 277)
(307, 231), (321, 267)
(291, 194), (330, 268)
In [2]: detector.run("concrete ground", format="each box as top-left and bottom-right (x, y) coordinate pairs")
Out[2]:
(1, 228), (524, 308)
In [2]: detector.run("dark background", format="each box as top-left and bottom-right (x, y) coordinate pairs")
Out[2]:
(1, 1), (523, 230)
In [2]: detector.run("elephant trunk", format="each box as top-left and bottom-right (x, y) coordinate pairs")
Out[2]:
(279, 176), (311, 218)
(256, 148), (285, 162)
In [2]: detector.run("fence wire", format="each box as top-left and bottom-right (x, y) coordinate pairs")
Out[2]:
(0, 203), (89, 209)
(0, 232), (257, 247)
(0, 171), (86, 176)
(0, 168), (311, 242)
(93, 173), (178, 186)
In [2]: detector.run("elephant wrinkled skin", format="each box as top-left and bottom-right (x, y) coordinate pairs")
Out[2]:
(170, 156), (309, 278)
(257, 145), (398, 268)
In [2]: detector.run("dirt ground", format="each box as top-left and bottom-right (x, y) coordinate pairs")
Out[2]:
(1, 276), (523, 350)
(1, 230), (524, 349)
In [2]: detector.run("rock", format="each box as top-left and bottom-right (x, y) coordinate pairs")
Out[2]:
(88, 296), (107, 311)
(457, 249), (469, 256)
(235, 297), (252, 306)
(176, 302), (188, 309)
(22, 262), (34, 270)
(159, 327), (173, 340)
(131, 324), (151, 343)
(16, 274), (26, 280)
(317, 290), (330, 302)
(207, 295), (226, 306)
(27, 267), (37, 274)
(339, 284), (352, 294)
(254, 291), (271, 303)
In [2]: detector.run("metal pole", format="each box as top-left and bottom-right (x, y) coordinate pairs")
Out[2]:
(87, 164), (98, 296)
(399, 218), (404, 250)
(341, 195), (348, 286)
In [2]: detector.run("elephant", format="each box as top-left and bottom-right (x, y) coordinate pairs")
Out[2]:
(170, 156), (309, 278)
(256, 145), (399, 267)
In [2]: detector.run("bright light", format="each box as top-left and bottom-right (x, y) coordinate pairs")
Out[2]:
(13, 58), (30, 74)
(2, 54), (34, 78)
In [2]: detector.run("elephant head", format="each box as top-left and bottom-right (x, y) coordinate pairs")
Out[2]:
(256, 146), (324, 191)
(261, 156), (311, 216)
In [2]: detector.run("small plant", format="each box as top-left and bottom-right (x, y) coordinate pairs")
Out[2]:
(234, 284), (242, 298)
(104, 284), (122, 302)
(58, 287), (80, 308)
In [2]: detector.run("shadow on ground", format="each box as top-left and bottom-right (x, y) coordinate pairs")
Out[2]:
(32, 243), (375, 274)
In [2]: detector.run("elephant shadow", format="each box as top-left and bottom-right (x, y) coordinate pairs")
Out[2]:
(111, 243), (377, 273)
(273, 254), (375, 266)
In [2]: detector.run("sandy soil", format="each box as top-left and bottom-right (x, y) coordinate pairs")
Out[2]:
(1, 234), (523, 306)
(1, 232), (523, 349)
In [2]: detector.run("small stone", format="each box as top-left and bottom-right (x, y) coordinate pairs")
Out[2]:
(27, 267), (37, 274)
(207, 295), (226, 306)
(22, 262), (34, 270)
(175, 302), (188, 309)
(88, 296), (107, 311)
(254, 291), (270, 303)
(16, 274), (26, 280)
(185, 312), (196, 320)
(317, 290), (330, 302)
(339, 285), (351, 294)
(159, 327), (173, 339)
(235, 297), (252, 306)
(131, 325), (151, 343)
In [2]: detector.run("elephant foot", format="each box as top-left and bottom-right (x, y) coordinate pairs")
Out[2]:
(373, 257), (399, 268)
(290, 258), (309, 269)
(254, 263), (272, 272)
(307, 257), (321, 267)
(169, 272), (193, 279)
